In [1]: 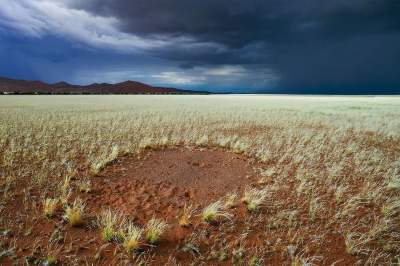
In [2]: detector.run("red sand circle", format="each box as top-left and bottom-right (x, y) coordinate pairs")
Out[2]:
(86, 147), (261, 220)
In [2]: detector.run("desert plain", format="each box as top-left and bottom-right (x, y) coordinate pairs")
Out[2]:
(0, 95), (400, 265)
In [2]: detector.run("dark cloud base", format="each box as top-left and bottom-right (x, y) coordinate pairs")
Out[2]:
(1, 0), (400, 93)
(64, 0), (400, 92)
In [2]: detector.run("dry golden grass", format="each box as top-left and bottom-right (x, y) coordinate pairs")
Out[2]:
(178, 203), (195, 227)
(43, 198), (58, 218)
(145, 218), (167, 245)
(63, 198), (85, 226)
(241, 187), (269, 212)
(201, 200), (232, 223)
(122, 223), (143, 253)
(224, 192), (238, 209)
(1, 95), (400, 264)
(98, 209), (125, 242)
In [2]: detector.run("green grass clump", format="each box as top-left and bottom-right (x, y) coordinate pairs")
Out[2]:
(241, 187), (269, 212)
(98, 209), (125, 242)
(201, 200), (232, 223)
(145, 218), (167, 245)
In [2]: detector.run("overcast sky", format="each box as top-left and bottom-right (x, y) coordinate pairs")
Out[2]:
(0, 0), (399, 93)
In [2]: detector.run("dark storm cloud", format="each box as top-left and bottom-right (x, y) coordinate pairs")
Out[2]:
(1, 0), (399, 92)
(64, 0), (400, 92)
(68, 0), (400, 44)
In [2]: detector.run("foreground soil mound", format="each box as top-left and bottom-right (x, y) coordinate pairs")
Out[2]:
(0, 147), (356, 265)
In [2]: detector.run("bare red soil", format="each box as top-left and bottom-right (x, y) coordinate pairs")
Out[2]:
(0, 147), (356, 265)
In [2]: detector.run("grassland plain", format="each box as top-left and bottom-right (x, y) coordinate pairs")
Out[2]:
(0, 95), (400, 265)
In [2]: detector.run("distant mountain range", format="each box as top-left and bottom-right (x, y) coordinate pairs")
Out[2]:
(0, 76), (208, 95)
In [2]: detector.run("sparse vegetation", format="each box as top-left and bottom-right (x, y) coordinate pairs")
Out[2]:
(201, 200), (232, 223)
(344, 233), (368, 256)
(145, 218), (167, 245)
(43, 255), (57, 266)
(178, 204), (195, 227)
(63, 198), (85, 226)
(98, 209), (125, 242)
(59, 177), (72, 207)
(77, 178), (91, 193)
(224, 192), (238, 209)
(1, 95), (400, 265)
(241, 187), (269, 212)
(387, 175), (400, 190)
(257, 168), (276, 185)
(43, 198), (58, 218)
(122, 223), (143, 253)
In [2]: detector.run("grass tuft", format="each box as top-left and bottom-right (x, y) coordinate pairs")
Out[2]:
(63, 198), (85, 226)
(97, 209), (125, 242)
(387, 176), (400, 191)
(77, 178), (91, 193)
(123, 223), (143, 253)
(241, 187), (269, 212)
(381, 199), (400, 218)
(43, 198), (58, 218)
(145, 218), (167, 245)
(224, 192), (238, 209)
(195, 135), (209, 147)
(43, 255), (57, 266)
(178, 204), (195, 227)
(257, 168), (276, 185)
(201, 200), (232, 223)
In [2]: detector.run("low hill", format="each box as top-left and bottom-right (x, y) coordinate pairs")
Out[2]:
(0, 77), (207, 95)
